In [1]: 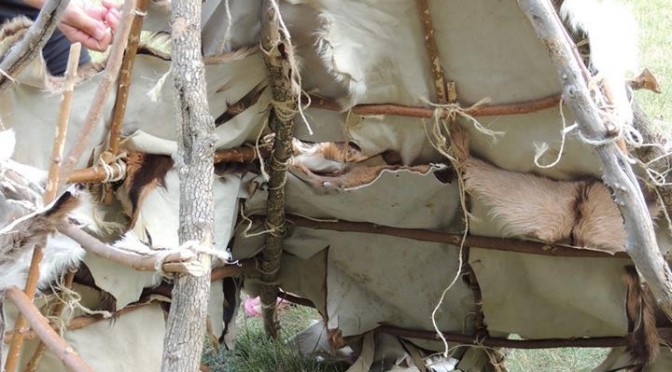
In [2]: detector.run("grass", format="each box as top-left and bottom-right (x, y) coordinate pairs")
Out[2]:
(625, 0), (672, 125)
(506, 348), (611, 372)
(203, 305), (347, 372)
(211, 1), (670, 371)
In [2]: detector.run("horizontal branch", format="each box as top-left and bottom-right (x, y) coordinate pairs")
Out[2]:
(278, 290), (315, 308)
(58, 222), (205, 275)
(66, 165), (122, 184)
(376, 324), (627, 349)
(67, 145), (267, 184)
(4, 287), (92, 372)
(210, 260), (256, 281)
(287, 215), (629, 259)
(307, 94), (561, 118)
(3, 301), (152, 344)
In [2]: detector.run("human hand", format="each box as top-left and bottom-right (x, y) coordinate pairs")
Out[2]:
(59, 0), (121, 51)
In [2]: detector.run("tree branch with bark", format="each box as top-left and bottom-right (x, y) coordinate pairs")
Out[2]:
(517, 0), (672, 318)
(160, 0), (216, 370)
(258, 0), (300, 339)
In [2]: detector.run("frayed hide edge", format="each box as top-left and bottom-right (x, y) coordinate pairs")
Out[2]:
(624, 265), (660, 365)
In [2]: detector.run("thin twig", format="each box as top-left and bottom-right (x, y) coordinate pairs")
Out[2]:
(45, 43), (81, 202)
(307, 94), (561, 118)
(3, 302), (154, 344)
(518, 0), (672, 319)
(377, 324), (628, 349)
(287, 215), (629, 259)
(4, 287), (93, 372)
(415, 0), (447, 103)
(0, 0), (70, 92)
(59, 0), (137, 186)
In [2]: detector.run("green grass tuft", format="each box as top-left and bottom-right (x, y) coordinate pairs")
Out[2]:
(203, 305), (348, 372)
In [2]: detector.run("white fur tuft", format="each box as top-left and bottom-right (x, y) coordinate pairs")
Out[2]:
(561, 0), (638, 127)
(0, 129), (16, 161)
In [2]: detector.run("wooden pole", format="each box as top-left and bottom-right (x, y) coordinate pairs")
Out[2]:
(160, 0), (215, 369)
(4, 42), (79, 372)
(377, 324), (628, 349)
(60, 0), (136, 186)
(58, 222), (203, 274)
(307, 94), (560, 118)
(4, 287), (93, 372)
(45, 43), (81, 204)
(517, 0), (672, 318)
(287, 215), (629, 258)
(107, 0), (150, 156)
(258, 0), (300, 339)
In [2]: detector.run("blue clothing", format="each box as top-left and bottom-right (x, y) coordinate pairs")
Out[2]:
(0, 0), (90, 76)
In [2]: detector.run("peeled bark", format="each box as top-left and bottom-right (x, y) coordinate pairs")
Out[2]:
(160, 0), (215, 370)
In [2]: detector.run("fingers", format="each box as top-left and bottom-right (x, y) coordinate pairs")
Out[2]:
(59, 23), (112, 51)
(104, 9), (121, 32)
(102, 0), (121, 31)
(61, 0), (117, 51)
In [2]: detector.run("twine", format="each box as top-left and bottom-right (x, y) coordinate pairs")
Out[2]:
(424, 97), (504, 140)
(147, 67), (171, 103)
(49, 279), (113, 334)
(187, 241), (233, 262)
(255, 118), (271, 182)
(132, 9), (147, 17)
(239, 202), (276, 238)
(534, 97), (576, 168)
(154, 249), (173, 275)
(425, 116), (473, 358)
(264, 0), (314, 136)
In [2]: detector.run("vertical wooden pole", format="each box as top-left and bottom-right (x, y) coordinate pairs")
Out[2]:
(160, 0), (215, 369)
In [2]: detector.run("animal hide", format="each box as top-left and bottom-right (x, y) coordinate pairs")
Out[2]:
(561, 0), (638, 128)
(114, 151), (174, 232)
(290, 139), (432, 190)
(624, 265), (660, 366)
(0, 184), (87, 291)
(450, 123), (657, 253)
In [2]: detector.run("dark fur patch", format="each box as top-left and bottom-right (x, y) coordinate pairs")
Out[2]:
(219, 277), (241, 348)
(624, 265), (660, 366)
(569, 180), (592, 246)
(215, 84), (266, 126)
(73, 262), (117, 312)
(123, 153), (173, 227)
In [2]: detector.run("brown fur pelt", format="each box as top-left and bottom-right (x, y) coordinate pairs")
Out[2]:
(624, 265), (660, 366)
(0, 183), (84, 262)
(290, 140), (432, 190)
(0, 16), (31, 59)
(114, 152), (173, 229)
(448, 123), (658, 253)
